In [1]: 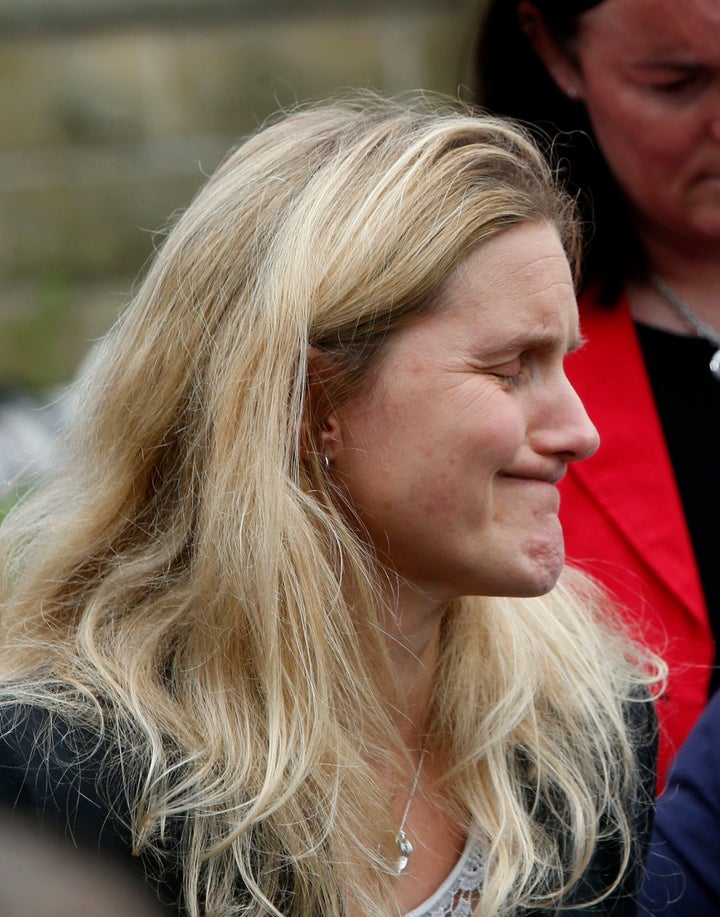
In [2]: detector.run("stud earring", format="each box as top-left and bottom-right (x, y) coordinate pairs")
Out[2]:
(323, 454), (330, 471)
(566, 84), (579, 100)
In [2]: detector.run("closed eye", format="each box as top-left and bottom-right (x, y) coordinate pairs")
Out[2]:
(640, 65), (708, 97)
(489, 360), (524, 387)
(653, 75), (699, 93)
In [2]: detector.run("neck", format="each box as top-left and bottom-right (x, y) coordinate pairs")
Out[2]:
(381, 580), (446, 746)
(637, 212), (720, 281)
(628, 224), (720, 333)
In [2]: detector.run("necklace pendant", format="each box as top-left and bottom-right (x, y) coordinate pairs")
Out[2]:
(711, 349), (720, 381)
(650, 277), (720, 380)
(395, 830), (414, 874)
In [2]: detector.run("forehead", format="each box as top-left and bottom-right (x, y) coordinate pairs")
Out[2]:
(434, 222), (580, 349)
(580, 0), (720, 54)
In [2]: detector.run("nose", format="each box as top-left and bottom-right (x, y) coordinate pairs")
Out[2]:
(531, 376), (600, 463)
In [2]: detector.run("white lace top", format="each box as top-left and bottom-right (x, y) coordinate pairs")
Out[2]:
(404, 837), (485, 917)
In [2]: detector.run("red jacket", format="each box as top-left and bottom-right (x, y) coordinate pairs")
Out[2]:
(560, 288), (713, 788)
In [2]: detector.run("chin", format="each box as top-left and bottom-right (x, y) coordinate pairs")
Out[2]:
(512, 541), (566, 597)
(436, 533), (566, 600)
(462, 556), (564, 600)
(521, 567), (564, 597)
(490, 569), (562, 599)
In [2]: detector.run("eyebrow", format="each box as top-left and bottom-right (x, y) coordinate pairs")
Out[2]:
(478, 327), (585, 361)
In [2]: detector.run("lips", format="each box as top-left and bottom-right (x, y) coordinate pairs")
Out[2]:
(501, 467), (566, 485)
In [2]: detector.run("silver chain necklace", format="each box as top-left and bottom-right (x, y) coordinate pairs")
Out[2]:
(395, 748), (427, 874)
(650, 276), (720, 380)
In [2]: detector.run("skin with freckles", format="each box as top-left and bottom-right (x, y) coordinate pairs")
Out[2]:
(323, 221), (599, 625)
(323, 220), (601, 913)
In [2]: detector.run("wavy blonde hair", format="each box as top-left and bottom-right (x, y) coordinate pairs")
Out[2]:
(0, 94), (658, 916)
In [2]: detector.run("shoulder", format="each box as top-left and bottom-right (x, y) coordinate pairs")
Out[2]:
(526, 694), (658, 916)
(0, 701), (184, 912)
(562, 694), (657, 915)
(575, 288), (638, 363)
(627, 688), (660, 771)
(569, 288), (649, 420)
(640, 691), (720, 913)
(0, 701), (133, 855)
(667, 687), (720, 772)
(0, 704), (180, 915)
(655, 688), (720, 827)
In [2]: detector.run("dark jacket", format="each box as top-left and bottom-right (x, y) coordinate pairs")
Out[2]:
(0, 705), (183, 913)
(0, 701), (657, 916)
(640, 690), (720, 915)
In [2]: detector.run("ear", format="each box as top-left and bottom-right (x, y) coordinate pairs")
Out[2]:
(518, 0), (584, 101)
(300, 346), (344, 466)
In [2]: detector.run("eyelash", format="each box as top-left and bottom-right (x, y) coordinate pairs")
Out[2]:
(656, 79), (692, 93)
(493, 368), (524, 388)
(651, 73), (704, 95)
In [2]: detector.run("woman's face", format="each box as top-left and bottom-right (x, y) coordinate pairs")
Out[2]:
(324, 221), (599, 605)
(571, 0), (720, 249)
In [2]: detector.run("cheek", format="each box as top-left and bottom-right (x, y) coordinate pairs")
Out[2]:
(587, 103), (647, 165)
(440, 409), (525, 504)
(583, 87), (691, 182)
(424, 453), (492, 516)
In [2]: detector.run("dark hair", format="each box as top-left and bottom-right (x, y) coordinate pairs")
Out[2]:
(473, 0), (645, 304)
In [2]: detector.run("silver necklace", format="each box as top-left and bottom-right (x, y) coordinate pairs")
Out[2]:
(650, 276), (720, 380)
(395, 748), (427, 874)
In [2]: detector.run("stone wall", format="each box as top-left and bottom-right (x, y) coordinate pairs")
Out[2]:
(0, 0), (479, 388)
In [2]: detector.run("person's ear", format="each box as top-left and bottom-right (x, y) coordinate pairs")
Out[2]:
(300, 346), (343, 468)
(518, 1), (584, 102)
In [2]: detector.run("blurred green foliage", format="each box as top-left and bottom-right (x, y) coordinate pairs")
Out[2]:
(1, 271), (122, 391)
(1, 273), (78, 391)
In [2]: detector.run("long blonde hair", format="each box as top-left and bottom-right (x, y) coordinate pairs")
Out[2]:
(0, 94), (658, 916)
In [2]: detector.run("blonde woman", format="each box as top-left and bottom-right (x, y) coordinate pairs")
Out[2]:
(0, 95), (659, 917)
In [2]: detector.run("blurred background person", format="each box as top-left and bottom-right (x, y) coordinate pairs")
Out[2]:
(473, 0), (720, 786)
(640, 689), (720, 914)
